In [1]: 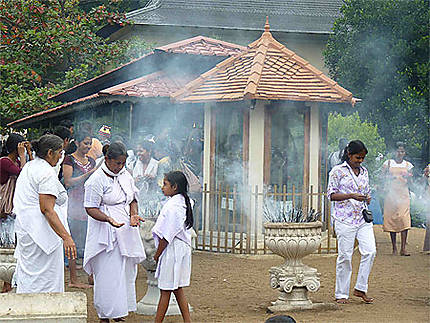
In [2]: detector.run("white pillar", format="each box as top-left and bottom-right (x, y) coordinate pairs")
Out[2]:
(248, 101), (266, 239)
(308, 103), (320, 207)
(203, 104), (212, 190)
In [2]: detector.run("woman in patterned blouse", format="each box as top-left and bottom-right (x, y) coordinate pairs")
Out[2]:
(327, 140), (376, 304)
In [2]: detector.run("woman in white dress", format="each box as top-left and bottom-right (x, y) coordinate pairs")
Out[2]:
(84, 142), (146, 323)
(13, 134), (76, 293)
(152, 171), (194, 323)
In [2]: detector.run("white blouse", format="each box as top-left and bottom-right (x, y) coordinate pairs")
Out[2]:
(13, 157), (69, 254)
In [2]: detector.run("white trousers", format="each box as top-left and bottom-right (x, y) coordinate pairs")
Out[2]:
(335, 220), (376, 299)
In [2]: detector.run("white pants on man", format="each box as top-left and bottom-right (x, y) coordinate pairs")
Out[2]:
(335, 220), (376, 299)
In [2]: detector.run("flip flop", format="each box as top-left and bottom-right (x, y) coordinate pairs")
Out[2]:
(353, 290), (374, 303)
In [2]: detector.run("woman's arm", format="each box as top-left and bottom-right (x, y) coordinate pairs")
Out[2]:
(129, 199), (144, 226)
(39, 194), (76, 259)
(154, 238), (168, 262)
(85, 207), (124, 228)
(63, 163), (96, 189)
(330, 192), (368, 202)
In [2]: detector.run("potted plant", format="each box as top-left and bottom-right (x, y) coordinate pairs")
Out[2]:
(263, 197), (323, 311)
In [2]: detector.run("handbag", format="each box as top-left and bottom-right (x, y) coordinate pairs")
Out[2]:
(347, 167), (373, 223)
(0, 175), (17, 219)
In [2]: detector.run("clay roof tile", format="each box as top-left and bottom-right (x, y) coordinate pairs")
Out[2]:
(172, 19), (356, 105)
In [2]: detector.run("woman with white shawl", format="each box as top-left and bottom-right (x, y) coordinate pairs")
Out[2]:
(84, 142), (146, 322)
(13, 134), (76, 293)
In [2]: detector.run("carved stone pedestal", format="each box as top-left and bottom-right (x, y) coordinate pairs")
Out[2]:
(0, 248), (16, 286)
(264, 222), (336, 312)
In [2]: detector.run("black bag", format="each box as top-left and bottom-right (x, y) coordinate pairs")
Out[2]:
(362, 208), (373, 223)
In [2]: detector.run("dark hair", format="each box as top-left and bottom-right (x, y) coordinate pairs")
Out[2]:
(53, 126), (72, 140)
(265, 315), (296, 323)
(79, 121), (93, 134)
(0, 133), (25, 156)
(135, 140), (154, 153)
(59, 119), (74, 128)
(103, 141), (128, 159)
(395, 141), (406, 149)
(164, 171), (193, 229)
(341, 140), (368, 162)
(31, 134), (63, 158)
(75, 131), (92, 143)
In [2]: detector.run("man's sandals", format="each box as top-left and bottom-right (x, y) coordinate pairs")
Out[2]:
(353, 289), (374, 303)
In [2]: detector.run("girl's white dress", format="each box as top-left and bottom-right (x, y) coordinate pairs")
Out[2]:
(13, 157), (70, 293)
(152, 194), (193, 290)
(84, 164), (146, 319)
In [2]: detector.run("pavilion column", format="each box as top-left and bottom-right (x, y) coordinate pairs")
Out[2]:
(202, 103), (216, 236)
(248, 100), (266, 244)
(306, 102), (321, 210)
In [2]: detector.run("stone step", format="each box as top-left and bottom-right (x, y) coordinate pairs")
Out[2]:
(0, 292), (87, 322)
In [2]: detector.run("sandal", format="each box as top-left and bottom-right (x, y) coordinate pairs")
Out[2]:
(353, 289), (374, 303)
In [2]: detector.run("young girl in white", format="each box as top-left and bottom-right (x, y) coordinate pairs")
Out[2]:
(152, 171), (193, 323)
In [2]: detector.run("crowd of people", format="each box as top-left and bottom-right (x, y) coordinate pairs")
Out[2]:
(0, 122), (429, 320)
(0, 122), (196, 323)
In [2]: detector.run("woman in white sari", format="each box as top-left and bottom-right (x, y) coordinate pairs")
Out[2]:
(13, 134), (76, 293)
(84, 142), (146, 323)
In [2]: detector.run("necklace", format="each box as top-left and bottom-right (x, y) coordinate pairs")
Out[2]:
(72, 152), (88, 165)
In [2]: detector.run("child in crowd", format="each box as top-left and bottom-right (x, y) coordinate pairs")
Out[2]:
(152, 171), (194, 323)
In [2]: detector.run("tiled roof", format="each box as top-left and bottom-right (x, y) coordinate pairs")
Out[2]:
(8, 70), (196, 127)
(49, 36), (245, 102)
(157, 36), (246, 56)
(99, 70), (197, 97)
(127, 0), (343, 34)
(7, 94), (101, 127)
(172, 19), (357, 106)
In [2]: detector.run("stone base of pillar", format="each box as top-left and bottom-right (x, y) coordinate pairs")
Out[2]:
(0, 248), (16, 284)
(136, 270), (192, 316)
(0, 292), (87, 322)
(268, 301), (338, 312)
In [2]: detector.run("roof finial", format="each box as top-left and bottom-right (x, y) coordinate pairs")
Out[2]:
(264, 16), (270, 32)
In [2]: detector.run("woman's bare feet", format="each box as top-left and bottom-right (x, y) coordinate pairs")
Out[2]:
(353, 289), (374, 303)
(335, 298), (349, 304)
(1, 282), (12, 293)
(68, 282), (92, 289)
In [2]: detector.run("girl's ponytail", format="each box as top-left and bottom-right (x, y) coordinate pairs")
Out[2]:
(183, 192), (193, 229)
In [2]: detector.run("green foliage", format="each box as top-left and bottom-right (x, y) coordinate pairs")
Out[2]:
(0, 0), (151, 126)
(324, 0), (429, 163)
(328, 112), (386, 177)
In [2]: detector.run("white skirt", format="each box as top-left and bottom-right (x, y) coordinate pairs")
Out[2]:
(155, 237), (191, 290)
(90, 241), (138, 319)
(14, 232), (64, 293)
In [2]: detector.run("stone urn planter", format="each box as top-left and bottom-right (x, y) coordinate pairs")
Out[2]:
(264, 221), (329, 311)
(0, 248), (16, 287)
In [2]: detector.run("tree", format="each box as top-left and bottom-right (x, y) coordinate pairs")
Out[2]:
(328, 112), (386, 179)
(324, 0), (429, 166)
(0, 0), (150, 128)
